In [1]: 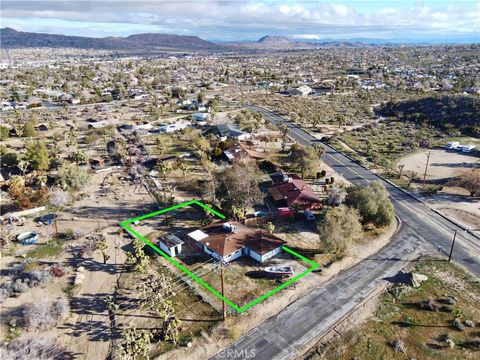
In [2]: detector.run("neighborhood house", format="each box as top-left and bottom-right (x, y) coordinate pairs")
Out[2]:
(187, 221), (286, 263)
(267, 178), (322, 210)
(212, 124), (249, 141)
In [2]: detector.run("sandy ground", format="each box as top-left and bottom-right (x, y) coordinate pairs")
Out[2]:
(56, 175), (154, 359)
(0, 168), (156, 358)
(397, 148), (479, 183)
(157, 218), (399, 360)
(420, 193), (480, 231)
(59, 234), (127, 360)
(397, 148), (480, 230)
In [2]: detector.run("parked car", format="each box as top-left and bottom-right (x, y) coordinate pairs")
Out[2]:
(304, 211), (314, 220)
(254, 210), (267, 217)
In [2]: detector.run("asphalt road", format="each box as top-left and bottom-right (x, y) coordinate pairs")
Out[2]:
(210, 105), (480, 360)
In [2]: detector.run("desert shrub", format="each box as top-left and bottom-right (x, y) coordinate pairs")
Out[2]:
(390, 339), (407, 353)
(452, 317), (465, 331)
(49, 188), (70, 208)
(0, 283), (14, 303)
(0, 125), (9, 141)
(50, 264), (66, 277)
(228, 326), (242, 340)
(51, 297), (69, 321)
(57, 163), (89, 191)
(23, 297), (69, 330)
(12, 279), (29, 293)
(327, 186), (346, 206)
(420, 298), (439, 312)
(0, 334), (68, 360)
(26, 269), (53, 286)
(9, 263), (26, 277)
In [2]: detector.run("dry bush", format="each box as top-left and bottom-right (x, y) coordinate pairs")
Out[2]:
(23, 297), (69, 330)
(0, 334), (69, 360)
(0, 283), (14, 303)
(228, 325), (242, 340)
(11, 279), (29, 293)
(50, 264), (66, 277)
(26, 269), (53, 286)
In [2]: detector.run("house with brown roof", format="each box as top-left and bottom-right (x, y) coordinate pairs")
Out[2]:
(222, 142), (250, 163)
(223, 142), (268, 163)
(187, 221), (286, 263)
(267, 178), (322, 210)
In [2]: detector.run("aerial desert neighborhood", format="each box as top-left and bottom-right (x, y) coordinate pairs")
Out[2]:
(0, 1), (479, 359)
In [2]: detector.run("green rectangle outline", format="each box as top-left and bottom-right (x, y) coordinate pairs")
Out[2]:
(120, 200), (319, 313)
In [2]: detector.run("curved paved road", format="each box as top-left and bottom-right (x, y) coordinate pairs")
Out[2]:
(209, 105), (480, 360)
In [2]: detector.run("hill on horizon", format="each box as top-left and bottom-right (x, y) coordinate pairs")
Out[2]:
(0, 27), (226, 51)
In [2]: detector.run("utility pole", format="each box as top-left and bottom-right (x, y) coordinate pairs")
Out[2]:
(423, 151), (431, 186)
(220, 261), (226, 320)
(448, 230), (457, 262)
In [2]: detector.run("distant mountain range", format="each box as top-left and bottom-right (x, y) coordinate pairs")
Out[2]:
(0, 27), (226, 51)
(1, 28), (476, 53)
(224, 35), (372, 49)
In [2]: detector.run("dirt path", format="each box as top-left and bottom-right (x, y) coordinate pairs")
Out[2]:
(60, 229), (127, 360)
(57, 175), (154, 359)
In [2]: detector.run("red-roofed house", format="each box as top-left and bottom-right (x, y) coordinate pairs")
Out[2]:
(267, 178), (322, 210)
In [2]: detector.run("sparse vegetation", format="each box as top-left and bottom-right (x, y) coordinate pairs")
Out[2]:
(313, 259), (480, 360)
(23, 297), (69, 330)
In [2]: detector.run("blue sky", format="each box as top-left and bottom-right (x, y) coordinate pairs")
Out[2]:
(1, 1), (479, 42)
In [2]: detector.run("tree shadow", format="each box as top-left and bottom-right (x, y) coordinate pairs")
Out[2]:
(425, 342), (448, 350)
(391, 320), (448, 328)
(60, 318), (120, 341)
(70, 292), (111, 316)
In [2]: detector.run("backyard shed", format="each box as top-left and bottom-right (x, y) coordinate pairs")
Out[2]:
(158, 234), (184, 257)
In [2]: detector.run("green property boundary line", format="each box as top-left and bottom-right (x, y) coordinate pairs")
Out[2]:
(119, 199), (320, 313)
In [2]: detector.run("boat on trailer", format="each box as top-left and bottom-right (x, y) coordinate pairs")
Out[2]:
(263, 265), (294, 276)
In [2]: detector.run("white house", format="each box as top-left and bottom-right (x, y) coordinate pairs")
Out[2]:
(187, 221), (286, 263)
(158, 234), (184, 257)
(215, 124), (249, 141)
(192, 112), (209, 124)
(159, 122), (190, 133)
(286, 85), (312, 97)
